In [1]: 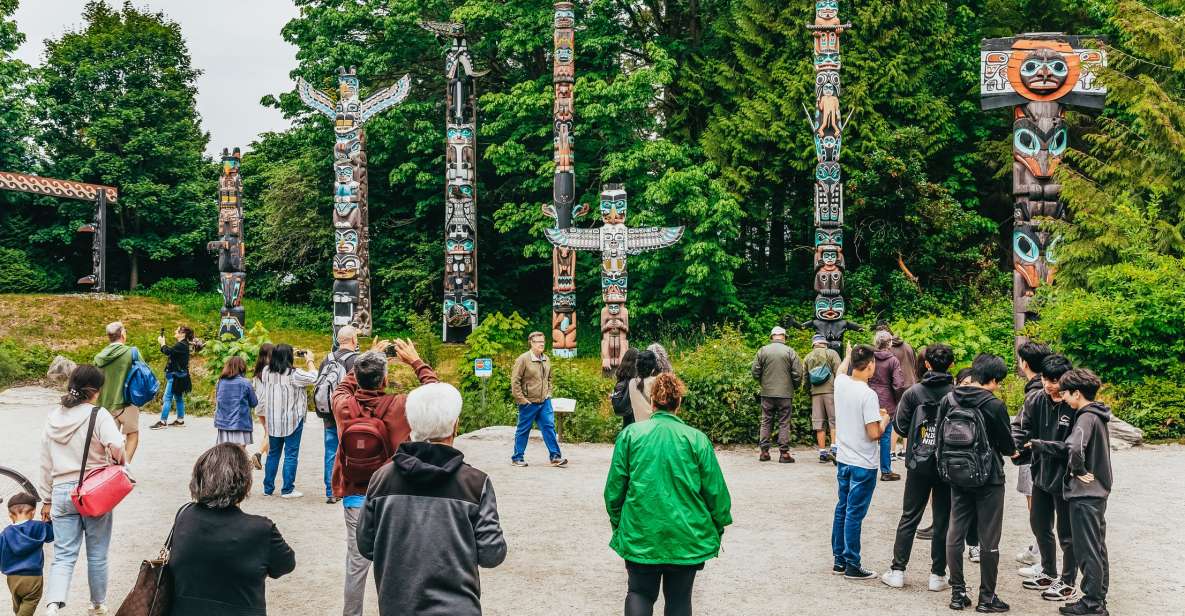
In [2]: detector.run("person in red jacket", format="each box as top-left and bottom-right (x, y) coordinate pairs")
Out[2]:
(331, 339), (438, 616)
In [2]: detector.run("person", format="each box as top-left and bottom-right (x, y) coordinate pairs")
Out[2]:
(751, 326), (804, 463)
(1, 492), (54, 616)
(803, 334), (842, 463)
(953, 367), (981, 563)
(150, 325), (194, 430)
(250, 343), (274, 470)
(831, 343), (890, 580)
(356, 381), (506, 616)
(318, 325), (360, 504)
(1013, 342), (1053, 570)
(612, 348), (640, 427)
(332, 341), (438, 616)
(93, 321), (141, 461)
(628, 350), (660, 423)
(881, 343), (955, 591)
(509, 332), (567, 467)
(869, 330), (906, 480)
(884, 326), (918, 459)
(168, 443), (296, 616)
(942, 354), (1016, 613)
(37, 365), (126, 616)
(214, 357), (259, 445)
(604, 372), (732, 616)
(1055, 369), (1112, 616)
(647, 343), (673, 374)
(257, 343), (317, 498)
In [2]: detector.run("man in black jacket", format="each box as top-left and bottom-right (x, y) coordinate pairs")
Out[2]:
(881, 344), (955, 592)
(942, 354), (1017, 613)
(1012, 342), (1051, 567)
(1012, 354), (1078, 601)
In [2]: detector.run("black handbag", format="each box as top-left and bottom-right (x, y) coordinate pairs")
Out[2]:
(115, 503), (192, 616)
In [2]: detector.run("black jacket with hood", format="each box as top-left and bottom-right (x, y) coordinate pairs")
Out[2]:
(1012, 384), (1076, 493)
(1064, 402), (1113, 500)
(357, 442), (507, 616)
(893, 371), (954, 473)
(938, 385), (1017, 485)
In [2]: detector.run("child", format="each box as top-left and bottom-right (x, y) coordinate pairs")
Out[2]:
(214, 356), (259, 446)
(1, 492), (54, 616)
(1053, 369), (1112, 616)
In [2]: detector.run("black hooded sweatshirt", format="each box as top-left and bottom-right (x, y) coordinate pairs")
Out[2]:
(893, 371), (954, 473)
(938, 385), (1016, 485)
(1064, 402), (1113, 500)
(1012, 385), (1076, 493)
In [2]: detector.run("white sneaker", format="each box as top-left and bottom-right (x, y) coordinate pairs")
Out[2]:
(89, 605), (109, 616)
(1016, 544), (1039, 565)
(928, 573), (951, 592)
(968, 546), (981, 563)
(1017, 563), (1042, 578)
(880, 569), (905, 588)
(279, 491), (304, 499)
(1041, 580), (1079, 602)
(45, 605), (60, 616)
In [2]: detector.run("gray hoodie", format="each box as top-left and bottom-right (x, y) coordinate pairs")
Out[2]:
(1064, 402), (1113, 500)
(38, 403), (124, 501)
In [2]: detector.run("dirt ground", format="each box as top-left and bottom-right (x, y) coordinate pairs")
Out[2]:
(2, 385), (1182, 615)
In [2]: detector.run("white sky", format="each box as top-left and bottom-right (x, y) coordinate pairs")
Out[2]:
(13, 0), (301, 157)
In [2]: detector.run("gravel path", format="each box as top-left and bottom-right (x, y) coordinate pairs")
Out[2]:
(1, 386), (1181, 615)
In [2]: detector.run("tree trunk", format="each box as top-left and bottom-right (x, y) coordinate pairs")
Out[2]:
(129, 251), (139, 290)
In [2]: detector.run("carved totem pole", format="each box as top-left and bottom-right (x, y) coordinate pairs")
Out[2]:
(422, 21), (483, 343)
(206, 148), (246, 340)
(980, 34), (1106, 341)
(545, 185), (683, 375)
(798, 0), (861, 354)
(298, 67), (411, 340)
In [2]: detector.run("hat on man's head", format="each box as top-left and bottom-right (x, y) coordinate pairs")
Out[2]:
(770, 326), (787, 337)
(7, 492), (37, 509)
(811, 334), (828, 345)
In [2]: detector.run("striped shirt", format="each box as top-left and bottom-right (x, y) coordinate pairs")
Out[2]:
(256, 367), (317, 438)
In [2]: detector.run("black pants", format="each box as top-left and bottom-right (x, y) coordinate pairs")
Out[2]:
(947, 484), (1005, 604)
(1069, 497), (1109, 610)
(1031, 486), (1076, 583)
(623, 413), (636, 428)
(625, 561), (700, 616)
(891, 469), (950, 575)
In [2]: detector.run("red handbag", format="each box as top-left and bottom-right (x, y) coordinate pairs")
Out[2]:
(70, 407), (135, 517)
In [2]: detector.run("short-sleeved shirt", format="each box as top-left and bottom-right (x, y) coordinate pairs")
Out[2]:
(834, 374), (882, 470)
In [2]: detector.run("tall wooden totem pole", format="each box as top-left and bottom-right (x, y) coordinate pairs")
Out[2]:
(207, 147), (246, 340)
(423, 21), (483, 343)
(980, 34), (1106, 342)
(546, 184), (683, 375)
(799, 0), (861, 354)
(298, 67), (410, 341)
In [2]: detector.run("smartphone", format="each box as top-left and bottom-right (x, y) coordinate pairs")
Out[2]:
(384, 344), (398, 358)
(294, 349), (308, 358)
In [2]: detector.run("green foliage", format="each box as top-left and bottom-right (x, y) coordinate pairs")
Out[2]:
(1113, 377), (1185, 441)
(458, 311), (528, 394)
(202, 322), (272, 385)
(0, 247), (62, 292)
(145, 277), (200, 297)
(406, 309), (441, 368)
(550, 359), (619, 442)
(0, 340), (53, 388)
(890, 300), (1015, 368)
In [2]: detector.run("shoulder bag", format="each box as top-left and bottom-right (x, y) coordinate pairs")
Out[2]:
(115, 503), (192, 616)
(70, 407), (135, 518)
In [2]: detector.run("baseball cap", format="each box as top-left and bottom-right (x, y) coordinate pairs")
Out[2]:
(770, 326), (787, 336)
(811, 334), (827, 345)
(7, 492), (37, 509)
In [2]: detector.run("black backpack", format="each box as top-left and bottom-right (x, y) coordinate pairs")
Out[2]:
(936, 394), (996, 488)
(610, 380), (632, 417)
(906, 399), (940, 472)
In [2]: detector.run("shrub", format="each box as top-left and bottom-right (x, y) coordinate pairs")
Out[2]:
(202, 322), (272, 385)
(1113, 377), (1185, 441)
(146, 277), (200, 296)
(0, 341), (55, 387)
(0, 247), (60, 293)
(891, 300), (1014, 368)
(407, 309), (441, 368)
(551, 358), (619, 442)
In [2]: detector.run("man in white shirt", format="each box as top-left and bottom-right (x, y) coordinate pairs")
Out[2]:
(831, 343), (891, 580)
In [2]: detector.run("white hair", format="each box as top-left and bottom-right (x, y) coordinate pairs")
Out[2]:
(873, 329), (893, 350)
(405, 382), (463, 442)
(337, 325), (359, 347)
(105, 321), (125, 340)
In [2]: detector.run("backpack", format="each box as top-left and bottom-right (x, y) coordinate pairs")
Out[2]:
(808, 364), (834, 386)
(935, 394), (996, 488)
(610, 380), (632, 417)
(123, 348), (160, 407)
(313, 351), (357, 420)
(339, 412), (393, 485)
(906, 400), (940, 472)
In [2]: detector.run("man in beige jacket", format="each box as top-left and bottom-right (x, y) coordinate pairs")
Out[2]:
(510, 332), (567, 467)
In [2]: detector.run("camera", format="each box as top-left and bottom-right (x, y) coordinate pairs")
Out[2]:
(294, 349), (308, 358)
(383, 344), (398, 358)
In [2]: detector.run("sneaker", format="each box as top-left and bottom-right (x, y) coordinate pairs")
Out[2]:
(1017, 563), (1042, 578)
(279, 491), (304, 499)
(325, 496), (340, 504)
(1059, 602), (1107, 615)
(252, 453), (262, 470)
(88, 605), (110, 616)
(169, 420), (185, 427)
(975, 597), (1010, 613)
(1016, 545), (1039, 565)
(550, 458), (568, 468)
(929, 573), (951, 592)
(149, 421), (167, 430)
(969, 546), (981, 563)
(779, 451), (795, 463)
(844, 566), (877, 580)
(1041, 580), (1079, 602)
(881, 472), (901, 481)
(880, 569), (905, 588)
(758, 449), (771, 462)
(950, 591), (972, 610)
(46, 604), (61, 616)
(511, 459), (528, 467)
(916, 525), (934, 540)
(832, 563), (846, 575)
(818, 450), (831, 463)
(261, 491), (273, 497)
(1022, 574), (1055, 590)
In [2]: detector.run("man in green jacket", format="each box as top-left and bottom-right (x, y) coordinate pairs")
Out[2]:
(751, 326), (804, 463)
(94, 321), (141, 461)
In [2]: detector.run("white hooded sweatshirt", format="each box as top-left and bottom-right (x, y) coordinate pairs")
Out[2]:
(38, 402), (124, 502)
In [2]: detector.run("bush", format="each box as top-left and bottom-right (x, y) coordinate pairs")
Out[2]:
(891, 300), (1014, 369)
(0, 247), (61, 293)
(202, 323), (272, 385)
(407, 309), (441, 369)
(551, 358), (619, 442)
(0, 341), (55, 388)
(146, 277), (200, 296)
(1113, 377), (1185, 441)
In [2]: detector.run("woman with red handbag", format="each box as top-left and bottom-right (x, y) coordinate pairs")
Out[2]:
(37, 365), (128, 616)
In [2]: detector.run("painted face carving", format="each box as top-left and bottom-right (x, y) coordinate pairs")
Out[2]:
(815, 295), (845, 320)
(335, 229), (359, 254)
(1019, 48), (1070, 93)
(1012, 226), (1056, 292)
(816, 162), (841, 182)
(815, 0), (838, 20)
(815, 269), (843, 296)
(1013, 116), (1067, 179)
(333, 254), (361, 279)
(600, 189), (627, 225)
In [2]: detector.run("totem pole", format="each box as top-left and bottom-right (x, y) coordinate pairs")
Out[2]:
(206, 148), (246, 340)
(797, 0), (861, 354)
(545, 184), (683, 375)
(422, 21), (483, 343)
(980, 34), (1106, 343)
(297, 67), (411, 340)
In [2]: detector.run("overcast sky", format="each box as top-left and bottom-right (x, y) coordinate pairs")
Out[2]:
(13, 0), (301, 157)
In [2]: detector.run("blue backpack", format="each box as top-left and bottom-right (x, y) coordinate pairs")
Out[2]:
(123, 347), (160, 407)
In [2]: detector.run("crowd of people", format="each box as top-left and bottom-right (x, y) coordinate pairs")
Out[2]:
(0, 320), (1117, 616)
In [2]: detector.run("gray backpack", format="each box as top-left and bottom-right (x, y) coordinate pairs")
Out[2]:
(313, 351), (357, 419)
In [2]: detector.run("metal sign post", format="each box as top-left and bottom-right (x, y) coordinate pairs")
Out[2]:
(474, 358), (493, 414)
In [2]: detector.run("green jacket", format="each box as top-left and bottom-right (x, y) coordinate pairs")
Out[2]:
(751, 342), (803, 398)
(94, 342), (133, 410)
(604, 412), (732, 565)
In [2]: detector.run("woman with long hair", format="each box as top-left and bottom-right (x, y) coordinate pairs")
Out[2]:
(250, 343), (274, 470)
(255, 343), (317, 498)
(628, 350), (660, 423)
(612, 348), (640, 428)
(647, 343), (673, 374)
(215, 357), (259, 446)
(151, 325), (195, 429)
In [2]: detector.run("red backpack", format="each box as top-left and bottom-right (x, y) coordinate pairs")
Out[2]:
(339, 411), (393, 484)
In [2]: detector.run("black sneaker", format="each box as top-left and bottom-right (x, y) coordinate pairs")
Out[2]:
(149, 421), (167, 430)
(844, 566), (877, 580)
(832, 563), (846, 575)
(169, 420), (185, 427)
(950, 591), (972, 611)
(1059, 603), (1107, 616)
(975, 597), (1010, 613)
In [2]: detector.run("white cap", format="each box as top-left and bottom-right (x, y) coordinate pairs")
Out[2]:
(770, 326), (787, 337)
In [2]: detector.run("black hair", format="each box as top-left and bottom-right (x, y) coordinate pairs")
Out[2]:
(955, 367), (974, 384)
(61, 365), (105, 408)
(1040, 354), (1073, 381)
(969, 354), (1007, 386)
(1058, 369), (1102, 401)
(253, 342), (273, 379)
(269, 343), (295, 376)
(615, 348), (639, 383)
(178, 325), (195, 342)
(1017, 342), (1053, 374)
(849, 344), (876, 371)
(924, 344), (955, 373)
(635, 350), (658, 393)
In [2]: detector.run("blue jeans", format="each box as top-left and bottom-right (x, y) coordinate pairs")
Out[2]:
(263, 419), (304, 495)
(45, 482), (112, 607)
(880, 428), (892, 473)
(160, 374), (186, 421)
(512, 400), (562, 462)
(324, 423), (339, 499)
(832, 463), (878, 571)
